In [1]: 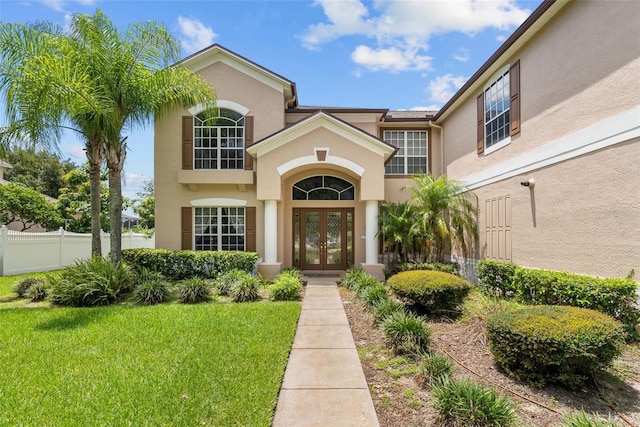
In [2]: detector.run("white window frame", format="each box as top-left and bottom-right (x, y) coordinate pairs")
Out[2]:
(483, 65), (511, 155)
(383, 130), (429, 175)
(193, 108), (245, 170)
(194, 206), (245, 251)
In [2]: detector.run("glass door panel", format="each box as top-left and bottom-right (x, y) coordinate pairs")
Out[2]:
(325, 211), (342, 266)
(304, 211), (321, 267)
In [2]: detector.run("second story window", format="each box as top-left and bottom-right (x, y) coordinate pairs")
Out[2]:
(384, 130), (428, 175)
(194, 108), (244, 170)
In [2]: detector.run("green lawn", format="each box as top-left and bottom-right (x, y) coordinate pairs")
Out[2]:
(0, 300), (301, 426)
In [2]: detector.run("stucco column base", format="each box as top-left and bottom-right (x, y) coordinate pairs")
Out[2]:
(360, 263), (385, 281)
(258, 262), (283, 280)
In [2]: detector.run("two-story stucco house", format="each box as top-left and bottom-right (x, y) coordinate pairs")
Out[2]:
(155, 0), (640, 281)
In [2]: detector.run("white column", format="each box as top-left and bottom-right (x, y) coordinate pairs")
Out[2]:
(365, 200), (379, 264)
(264, 200), (277, 264)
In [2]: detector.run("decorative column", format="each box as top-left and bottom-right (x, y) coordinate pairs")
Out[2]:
(264, 200), (278, 264)
(365, 200), (379, 264)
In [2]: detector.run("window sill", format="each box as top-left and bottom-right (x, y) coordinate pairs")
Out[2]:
(177, 169), (254, 185)
(484, 136), (511, 156)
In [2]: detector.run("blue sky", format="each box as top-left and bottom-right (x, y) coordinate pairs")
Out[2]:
(1, 0), (543, 199)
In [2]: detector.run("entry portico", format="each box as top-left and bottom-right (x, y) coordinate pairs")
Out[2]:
(247, 111), (395, 279)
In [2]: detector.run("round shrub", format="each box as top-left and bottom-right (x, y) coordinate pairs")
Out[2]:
(133, 279), (170, 305)
(231, 274), (260, 303)
(177, 278), (211, 304)
(13, 277), (45, 298)
(487, 305), (626, 387)
(359, 282), (389, 308)
(431, 377), (518, 427)
(381, 311), (431, 355)
(24, 280), (48, 302)
(268, 274), (302, 301)
(388, 270), (473, 313)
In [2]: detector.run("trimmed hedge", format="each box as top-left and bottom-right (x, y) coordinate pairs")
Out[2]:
(268, 272), (303, 301)
(476, 260), (517, 297)
(394, 261), (460, 276)
(388, 270), (473, 313)
(122, 248), (258, 280)
(487, 305), (626, 387)
(514, 267), (639, 329)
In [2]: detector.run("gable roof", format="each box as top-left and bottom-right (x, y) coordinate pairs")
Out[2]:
(176, 44), (298, 108)
(434, 0), (567, 122)
(247, 111), (396, 160)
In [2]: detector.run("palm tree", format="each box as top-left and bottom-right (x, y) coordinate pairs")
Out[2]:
(67, 10), (216, 262)
(378, 201), (418, 264)
(406, 174), (479, 262)
(0, 22), (109, 256)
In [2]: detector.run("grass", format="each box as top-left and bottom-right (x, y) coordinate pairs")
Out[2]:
(0, 300), (301, 426)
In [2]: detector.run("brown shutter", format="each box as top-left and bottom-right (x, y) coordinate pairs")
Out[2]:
(477, 93), (485, 155)
(245, 206), (256, 252)
(181, 207), (192, 250)
(244, 116), (254, 170)
(182, 116), (193, 170)
(509, 60), (521, 136)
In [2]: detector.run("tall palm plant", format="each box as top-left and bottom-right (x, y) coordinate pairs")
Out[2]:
(0, 22), (109, 256)
(67, 10), (216, 262)
(406, 174), (478, 262)
(378, 201), (421, 263)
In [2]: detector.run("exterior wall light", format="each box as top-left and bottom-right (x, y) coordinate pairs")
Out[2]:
(520, 178), (535, 188)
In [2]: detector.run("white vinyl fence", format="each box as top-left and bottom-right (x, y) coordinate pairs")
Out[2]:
(0, 225), (155, 276)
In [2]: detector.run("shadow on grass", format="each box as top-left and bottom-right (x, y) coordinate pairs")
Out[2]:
(35, 308), (114, 331)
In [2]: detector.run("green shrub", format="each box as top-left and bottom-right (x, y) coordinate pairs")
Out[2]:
(514, 267), (639, 337)
(49, 258), (134, 307)
(133, 280), (170, 305)
(359, 282), (389, 308)
(381, 311), (431, 355)
(476, 260), (517, 297)
(340, 268), (369, 291)
(561, 409), (618, 427)
(278, 268), (304, 282)
(134, 267), (165, 285)
(231, 274), (260, 303)
(177, 278), (211, 304)
(431, 377), (518, 427)
(122, 248), (258, 280)
(268, 274), (302, 301)
(461, 292), (523, 325)
(487, 305), (626, 387)
(352, 275), (383, 294)
(388, 270), (473, 313)
(215, 269), (249, 296)
(13, 277), (45, 298)
(24, 280), (48, 302)
(418, 352), (453, 385)
(395, 261), (459, 276)
(372, 299), (404, 323)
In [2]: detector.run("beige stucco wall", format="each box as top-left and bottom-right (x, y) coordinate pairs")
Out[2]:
(444, 0), (640, 178)
(474, 138), (639, 279)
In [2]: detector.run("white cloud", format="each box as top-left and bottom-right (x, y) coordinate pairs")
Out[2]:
(177, 16), (217, 55)
(39, 0), (65, 11)
(352, 69), (362, 78)
(426, 74), (468, 104)
(410, 105), (440, 111)
(496, 34), (508, 42)
(76, 0), (98, 5)
(453, 48), (470, 62)
(301, 0), (531, 72)
(65, 144), (86, 159)
(123, 173), (150, 194)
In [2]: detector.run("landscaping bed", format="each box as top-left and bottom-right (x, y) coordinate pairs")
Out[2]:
(339, 287), (640, 427)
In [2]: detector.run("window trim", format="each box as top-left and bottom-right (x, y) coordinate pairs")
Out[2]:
(380, 127), (431, 176)
(483, 64), (512, 155)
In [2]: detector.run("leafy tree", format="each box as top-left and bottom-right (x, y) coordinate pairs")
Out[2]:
(3, 146), (76, 198)
(406, 174), (479, 262)
(133, 180), (154, 230)
(0, 182), (63, 231)
(57, 164), (110, 233)
(0, 12), (216, 262)
(379, 201), (418, 263)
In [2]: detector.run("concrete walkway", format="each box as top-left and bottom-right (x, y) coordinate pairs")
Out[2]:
(272, 278), (380, 427)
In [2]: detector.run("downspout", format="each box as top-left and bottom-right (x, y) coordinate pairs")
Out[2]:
(428, 120), (444, 176)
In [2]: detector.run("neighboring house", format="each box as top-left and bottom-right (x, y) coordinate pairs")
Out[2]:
(155, 0), (639, 280)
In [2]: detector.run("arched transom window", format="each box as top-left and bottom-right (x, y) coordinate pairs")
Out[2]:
(194, 108), (244, 170)
(292, 175), (355, 200)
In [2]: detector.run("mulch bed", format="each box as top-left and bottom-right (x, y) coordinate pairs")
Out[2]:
(339, 287), (640, 427)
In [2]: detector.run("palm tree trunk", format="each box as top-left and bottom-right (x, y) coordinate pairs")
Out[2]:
(86, 138), (103, 257)
(106, 139), (126, 263)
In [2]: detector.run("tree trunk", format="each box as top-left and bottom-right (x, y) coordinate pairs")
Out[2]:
(86, 138), (103, 257)
(106, 139), (126, 263)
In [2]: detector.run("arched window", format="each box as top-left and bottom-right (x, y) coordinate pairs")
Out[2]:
(292, 175), (355, 200)
(194, 108), (244, 170)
